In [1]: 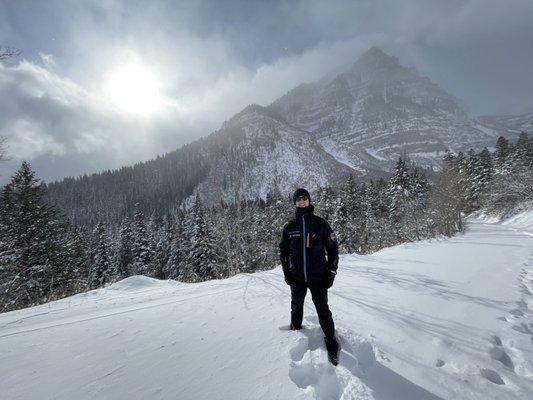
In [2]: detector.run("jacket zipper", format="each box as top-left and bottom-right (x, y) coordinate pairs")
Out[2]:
(302, 215), (307, 282)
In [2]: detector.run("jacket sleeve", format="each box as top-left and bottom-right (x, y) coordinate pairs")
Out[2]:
(324, 221), (339, 272)
(279, 223), (290, 274)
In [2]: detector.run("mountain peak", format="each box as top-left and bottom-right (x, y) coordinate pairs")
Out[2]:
(353, 46), (400, 68)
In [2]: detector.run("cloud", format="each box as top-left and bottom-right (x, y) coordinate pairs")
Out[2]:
(0, 59), (194, 183)
(38, 52), (55, 67)
(0, 24), (383, 184)
(1, 0), (532, 184)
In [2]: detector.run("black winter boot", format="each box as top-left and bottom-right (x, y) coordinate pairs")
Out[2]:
(290, 323), (302, 330)
(325, 335), (340, 366)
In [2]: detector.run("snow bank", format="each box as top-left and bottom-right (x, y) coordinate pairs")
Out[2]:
(500, 209), (533, 235)
(469, 203), (533, 235)
(106, 275), (167, 291)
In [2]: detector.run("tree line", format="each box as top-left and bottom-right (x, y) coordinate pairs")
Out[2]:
(1, 133), (532, 313)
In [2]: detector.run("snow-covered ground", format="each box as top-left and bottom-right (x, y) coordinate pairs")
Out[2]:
(1, 212), (533, 400)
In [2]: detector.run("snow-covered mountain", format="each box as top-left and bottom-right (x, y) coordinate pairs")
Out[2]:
(197, 46), (507, 203)
(190, 47), (508, 203)
(46, 46), (524, 219)
(2, 213), (532, 399)
(191, 104), (358, 205)
(269, 46), (500, 173)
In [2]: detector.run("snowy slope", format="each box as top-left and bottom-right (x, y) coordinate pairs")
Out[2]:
(1, 214), (533, 400)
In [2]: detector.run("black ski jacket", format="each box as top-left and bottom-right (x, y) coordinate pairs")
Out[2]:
(279, 204), (339, 284)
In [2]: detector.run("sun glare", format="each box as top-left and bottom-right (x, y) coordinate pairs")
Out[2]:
(106, 64), (164, 116)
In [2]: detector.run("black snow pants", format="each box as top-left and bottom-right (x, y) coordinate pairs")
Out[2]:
(290, 281), (335, 339)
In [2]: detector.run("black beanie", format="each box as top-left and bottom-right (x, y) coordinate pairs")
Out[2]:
(293, 188), (311, 204)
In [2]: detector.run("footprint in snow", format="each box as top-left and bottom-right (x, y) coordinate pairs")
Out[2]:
(488, 346), (514, 371)
(287, 320), (376, 400)
(489, 335), (502, 346)
(480, 368), (505, 385)
(511, 322), (532, 335)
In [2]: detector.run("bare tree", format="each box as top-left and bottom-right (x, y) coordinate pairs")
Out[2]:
(0, 46), (21, 61)
(0, 46), (20, 163)
(0, 137), (8, 162)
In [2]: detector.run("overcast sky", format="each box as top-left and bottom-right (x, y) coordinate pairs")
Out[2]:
(1, 0), (532, 184)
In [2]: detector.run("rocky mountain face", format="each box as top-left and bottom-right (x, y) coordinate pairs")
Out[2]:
(193, 47), (508, 204)
(269, 46), (500, 172)
(191, 104), (356, 205)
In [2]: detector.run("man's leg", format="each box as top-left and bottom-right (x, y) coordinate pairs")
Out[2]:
(290, 281), (307, 329)
(309, 284), (335, 338)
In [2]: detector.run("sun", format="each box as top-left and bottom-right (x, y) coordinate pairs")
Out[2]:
(106, 64), (164, 115)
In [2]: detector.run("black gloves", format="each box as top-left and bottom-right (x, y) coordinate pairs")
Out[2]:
(282, 263), (294, 286)
(284, 269), (337, 287)
(284, 272), (294, 286)
(322, 270), (336, 288)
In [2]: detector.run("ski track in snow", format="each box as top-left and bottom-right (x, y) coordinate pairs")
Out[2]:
(0, 286), (243, 339)
(1, 212), (533, 399)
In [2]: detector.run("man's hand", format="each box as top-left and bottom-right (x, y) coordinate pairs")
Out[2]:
(284, 272), (294, 286)
(322, 270), (336, 288)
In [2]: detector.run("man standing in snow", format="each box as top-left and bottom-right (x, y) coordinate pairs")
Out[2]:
(279, 188), (340, 365)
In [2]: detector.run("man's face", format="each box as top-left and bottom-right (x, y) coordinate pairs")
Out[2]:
(295, 195), (309, 208)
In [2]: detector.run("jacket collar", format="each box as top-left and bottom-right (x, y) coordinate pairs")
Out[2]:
(295, 204), (314, 218)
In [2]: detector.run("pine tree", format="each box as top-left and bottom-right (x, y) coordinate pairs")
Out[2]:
(403, 166), (430, 240)
(442, 150), (456, 169)
(180, 194), (220, 282)
(336, 175), (360, 253)
(494, 136), (512, 174)
(360, 181), (380, 252)
(463, 149), (483, 212)
(164, 211), (185, 279)
(315, 186), (336, 221)
(485, 133), (533, 213)
(265, 190), (292, 266)
(478, 147), (494, 185)
(151, 214), (171, 279)
(131, 204), (153, 275)
(0, 161), (70, 311)
(408, 167), (429, 205)
(115, 217), (134, 279)
(514, 132), (533, 169)
(387, 157), (411, 239)
(241, 198), (267, 273)
(89, 222), (112, 289)
(55, 225), (89, 296)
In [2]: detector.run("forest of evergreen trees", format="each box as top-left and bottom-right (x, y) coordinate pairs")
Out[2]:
(1, 133), (531, 313)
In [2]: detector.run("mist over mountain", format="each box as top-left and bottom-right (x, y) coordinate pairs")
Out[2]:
(478, 112), (533, 138)
(46, 47), (529, 225)
(269, 47), (505, 173)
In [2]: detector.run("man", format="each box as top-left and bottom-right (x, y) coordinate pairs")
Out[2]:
(279, 188), (340, 365)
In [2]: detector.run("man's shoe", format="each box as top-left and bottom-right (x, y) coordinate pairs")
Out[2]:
(325, 335), (340, 366)
(290, 323), (302, 330)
